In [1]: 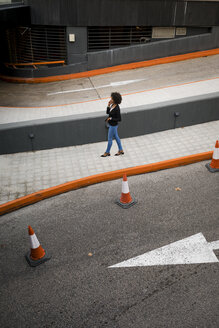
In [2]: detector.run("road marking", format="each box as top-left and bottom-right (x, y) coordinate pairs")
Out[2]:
(1, 76), (218, 108)
(47, 79), (146, 96)
(109, 233), (219, 268)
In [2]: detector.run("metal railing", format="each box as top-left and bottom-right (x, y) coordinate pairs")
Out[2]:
(3, 25), (67, 65)
(88, 26), (152, 52)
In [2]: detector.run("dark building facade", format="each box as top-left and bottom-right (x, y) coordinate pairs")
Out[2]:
(0, 0), (219, 80)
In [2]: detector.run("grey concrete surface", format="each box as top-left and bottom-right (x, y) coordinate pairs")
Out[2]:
(0, 162), (218, 328)
(1, 120), (218, 204)
(0, 54), (219, 107)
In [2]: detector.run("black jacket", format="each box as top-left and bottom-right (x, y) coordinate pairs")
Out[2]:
(106, 105), (121, 126)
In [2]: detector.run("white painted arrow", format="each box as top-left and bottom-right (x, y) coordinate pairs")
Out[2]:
(47, 79), (146, 96)
(110, 79), (145, 87)
(109, 233), (219, 268)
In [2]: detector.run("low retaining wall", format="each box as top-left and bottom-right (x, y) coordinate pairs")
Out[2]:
(1, 28), (219, 81)
(0, 92), (219, 154)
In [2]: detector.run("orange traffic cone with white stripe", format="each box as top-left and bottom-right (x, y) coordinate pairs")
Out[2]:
(116, 173), (137, 208)
(25, 226), (51, 267)
(206, 140), (219, 173)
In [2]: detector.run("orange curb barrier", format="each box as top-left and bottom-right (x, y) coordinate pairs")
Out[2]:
(1, 48), (219, 84)
(0, 151), (212, 216)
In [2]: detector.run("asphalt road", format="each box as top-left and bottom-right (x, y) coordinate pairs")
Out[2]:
(0, 161), (219, 328)
(0, 54), (219, 107)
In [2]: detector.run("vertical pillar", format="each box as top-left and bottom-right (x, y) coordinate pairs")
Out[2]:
(66, 27), (87, 65)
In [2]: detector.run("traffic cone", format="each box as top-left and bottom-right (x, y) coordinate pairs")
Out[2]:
(206, 140), (219, 173)
(116, 173), (137, 208)
(25, 226), (51, 267)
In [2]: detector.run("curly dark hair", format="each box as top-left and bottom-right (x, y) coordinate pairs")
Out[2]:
(111, 92), (122, 105)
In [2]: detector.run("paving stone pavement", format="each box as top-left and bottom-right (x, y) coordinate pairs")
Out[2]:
(0, 120), (218, 205)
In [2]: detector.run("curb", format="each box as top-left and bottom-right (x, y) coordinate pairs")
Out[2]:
(0, 151), (212, 216)
(0, 48), (219, 83)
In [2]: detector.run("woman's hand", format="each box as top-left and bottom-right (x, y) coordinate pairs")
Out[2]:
(108, 100), (113, 107)
(106, 117), (111, 122)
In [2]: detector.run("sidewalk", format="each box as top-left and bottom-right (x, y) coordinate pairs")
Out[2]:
(0, 120), (218, 205)
(0, 54), (219, 124)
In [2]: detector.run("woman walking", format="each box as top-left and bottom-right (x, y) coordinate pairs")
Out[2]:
(101, 92), (124, 157)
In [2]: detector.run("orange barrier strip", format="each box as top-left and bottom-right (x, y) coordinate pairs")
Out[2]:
(0, 151), (212, 216)
(5, 60), (65, 67)
(0, 48), (219, 83)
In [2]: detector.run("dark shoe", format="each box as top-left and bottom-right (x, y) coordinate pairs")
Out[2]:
(101, 152), (110, 157)
(115, 150), (124, 156)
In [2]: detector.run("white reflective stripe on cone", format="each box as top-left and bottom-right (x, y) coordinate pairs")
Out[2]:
(213, 148), (219, 160)
(122, 181), (129, 194)
(30, 233), (40, 249)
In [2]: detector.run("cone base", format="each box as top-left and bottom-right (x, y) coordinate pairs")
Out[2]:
(25, 251), (51, 267)
(116, 197), (137, 209)
(205, 163), (219, 173)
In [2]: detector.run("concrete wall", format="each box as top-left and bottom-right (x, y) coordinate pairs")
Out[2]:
(0, 4), (30, 26)
(86, 27), (219, 70)
(2, 27), (219, 79)
(1, 0), (219, 79)
(1, 93), (219, 155)
(66, 27), (87, 65)
(25, 0), (219, 26)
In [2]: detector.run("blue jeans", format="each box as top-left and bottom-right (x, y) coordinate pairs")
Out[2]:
(106, 125), (123, 153)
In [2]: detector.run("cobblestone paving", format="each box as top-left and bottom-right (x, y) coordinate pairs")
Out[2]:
(0, 120), (218, 204)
